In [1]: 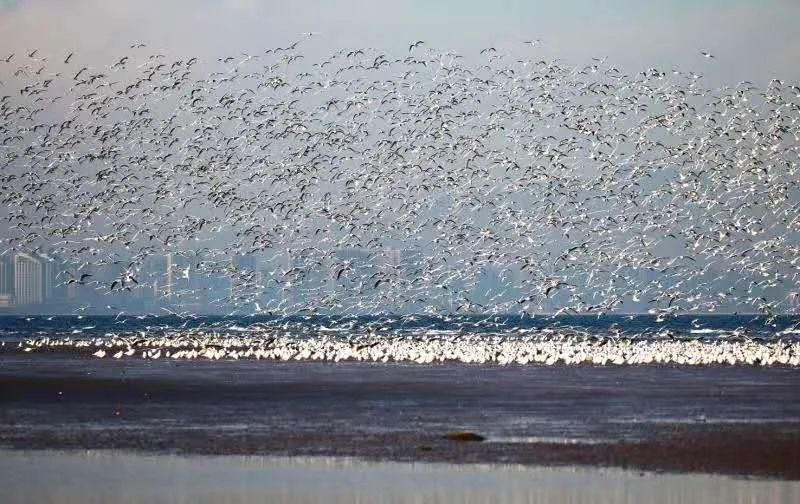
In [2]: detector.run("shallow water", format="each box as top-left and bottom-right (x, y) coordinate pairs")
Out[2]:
(1, 450), (797, 504)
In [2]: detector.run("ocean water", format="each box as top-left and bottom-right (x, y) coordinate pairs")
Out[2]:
(2, 313), (800, 339)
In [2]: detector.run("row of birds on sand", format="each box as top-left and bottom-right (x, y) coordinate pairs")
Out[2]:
(11, 327), (800, 367)
(1, 40), (799, 327)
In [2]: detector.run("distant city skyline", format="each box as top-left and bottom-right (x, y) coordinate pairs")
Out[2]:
(0, 247), (469, 315)
(1, 246), (795, 316)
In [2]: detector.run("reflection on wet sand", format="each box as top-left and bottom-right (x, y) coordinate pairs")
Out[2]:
(1, 450), (797, 504)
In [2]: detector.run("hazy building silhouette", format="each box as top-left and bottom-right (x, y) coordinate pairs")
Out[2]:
(14, 253), (43, 306)
(38, 253), (59, 301)
(230, 254), (258, 301)
(0, 255), (12, 307)
(164, 253), (174, 302)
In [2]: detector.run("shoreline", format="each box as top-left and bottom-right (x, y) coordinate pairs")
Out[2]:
(2, 449), (797, 504)
(3, 422), (799, 480)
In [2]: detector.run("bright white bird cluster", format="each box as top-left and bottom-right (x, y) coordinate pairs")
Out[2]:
(13, 329), (800, 367)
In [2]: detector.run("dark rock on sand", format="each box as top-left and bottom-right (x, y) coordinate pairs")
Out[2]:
(444, 432), (485, 442)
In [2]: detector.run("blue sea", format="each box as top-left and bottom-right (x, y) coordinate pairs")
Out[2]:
(2, 313), (799, 343)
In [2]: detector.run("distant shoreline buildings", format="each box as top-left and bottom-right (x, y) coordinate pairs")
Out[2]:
(0, 248), (428, 314)
(14, 252), (43, 305)
(4, 247), (795, 316)
(0, 252), (66, 308)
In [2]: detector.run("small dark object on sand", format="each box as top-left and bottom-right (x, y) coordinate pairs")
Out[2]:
(444, 432), (485, 442)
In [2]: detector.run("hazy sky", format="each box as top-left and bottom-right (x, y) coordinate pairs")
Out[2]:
(1, 0), (799, 84)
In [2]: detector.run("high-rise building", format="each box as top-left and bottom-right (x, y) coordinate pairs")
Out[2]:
(14, 252), (43, 305)
(0, 255), (12, 308)
(230, 254), (258, 300)
(0, 255), (13, 298)
(64, 266), (79, 300)
(137, 255), (163, 300)
(381, 249), (402, 272)
(165, 253), (174, 301)
(38, 253), (58, 301)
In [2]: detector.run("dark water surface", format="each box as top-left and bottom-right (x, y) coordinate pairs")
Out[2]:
(2, 314), (800, 342)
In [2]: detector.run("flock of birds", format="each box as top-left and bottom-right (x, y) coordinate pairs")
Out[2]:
(11, 324), (800, 367)
(1, 39), (799, 365)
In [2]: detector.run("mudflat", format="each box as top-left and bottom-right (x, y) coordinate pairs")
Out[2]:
(2, 356), (799, 478)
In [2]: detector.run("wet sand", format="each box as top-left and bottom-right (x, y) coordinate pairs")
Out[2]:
(1, 450), (798, 504)
(1, 356), (799, 479)
(3, 422), (799, 479)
